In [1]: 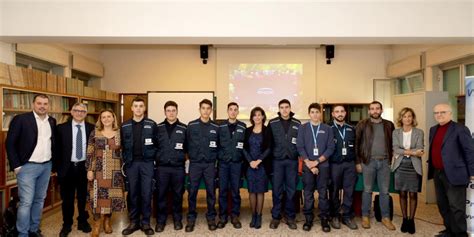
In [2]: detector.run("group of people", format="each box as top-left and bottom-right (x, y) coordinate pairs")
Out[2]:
(5, 94), (474, 237)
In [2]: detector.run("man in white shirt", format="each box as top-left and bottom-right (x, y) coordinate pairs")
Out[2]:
(6, 94), (57, 237)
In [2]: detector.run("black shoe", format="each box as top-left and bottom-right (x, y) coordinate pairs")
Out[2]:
(408, 218), (416, 234)
(269, 219), (280, 229)
(250, 214), (257, 228)
(401, 217), (408, 233)
(231, 217), (242, 229)
(330, 217), (341, 229)
(77, 222), (92, 233)
(174, 221), (183, 230)
(303, 221), (312, 231)
(254, 214), (262, 229)
(141, 224), (155, 235)
(342, 218), (358, 230)
(287, 219), (297, 230)
(155, 223), (165, 232)
(208, 220), (217, 231)
(59, 226), (71, 237)
(321, 218), (331, 232)
(122, 223), (141, 235)
(29, 230), (43, 237)
(185, 221), (195, 232)
(217, 220), (227, 229)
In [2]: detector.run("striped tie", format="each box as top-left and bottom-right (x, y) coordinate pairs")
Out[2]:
(76, 124), (83, 160)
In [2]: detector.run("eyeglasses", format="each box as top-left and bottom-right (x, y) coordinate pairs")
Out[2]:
(433, 111), (450, 115)
(72, 109), (87, 114)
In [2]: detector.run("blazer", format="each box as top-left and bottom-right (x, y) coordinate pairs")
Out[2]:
(428, 121), (474, 186)
(55, 120), (95, 178)
(6, 112), (56, 171)
(391, 127), (424, 175)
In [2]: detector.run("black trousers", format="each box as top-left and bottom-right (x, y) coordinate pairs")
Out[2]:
(302, 165), (330, 220)
(433, 169), (468, 237)
(126, 160), (155, 225)
(329, 161), (356, 219)
(187, 162), (216, 222)
(59, 161), (89, 227)
(156, 165), (185, 224)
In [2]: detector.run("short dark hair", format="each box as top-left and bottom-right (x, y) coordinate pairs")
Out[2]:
(132, 97), (145, 105)
(370, 101), (383, 110)
(227, 102), (239, 109)
(308, 103), (322, 113)
(331, 104), (346, 112)
(278, 99), (291, 107)
(250, 107), (266, 126)
(164, 100), (178, 110)
(199, 99), (213, 108)
(33, 94), (49, 102)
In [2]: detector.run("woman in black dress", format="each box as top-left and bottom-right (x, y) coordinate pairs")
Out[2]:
(243, 107), (270, 229)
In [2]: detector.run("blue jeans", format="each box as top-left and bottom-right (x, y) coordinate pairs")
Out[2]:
(361, 159), (390, 218)
(16, 161), (52, 237)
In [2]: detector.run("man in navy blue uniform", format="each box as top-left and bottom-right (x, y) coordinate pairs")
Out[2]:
(185, 99), (220, 232)
(328, 105), (358, 230)
(297, 103), (335, 232)
(121, 97), (158, 236)
(217, 102), (246, 229)
(266, 99), (301, 230)
(155, 101), (187, 232)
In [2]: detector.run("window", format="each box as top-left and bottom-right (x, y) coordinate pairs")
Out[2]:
(395, 73), (424, 95)
(442, 67), (460, 122)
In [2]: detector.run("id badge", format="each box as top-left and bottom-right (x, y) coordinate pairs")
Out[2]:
(291, 137), (297, 144)
(175, 143), (183, 150)
(145, 138), (153, 145)
(313, 148), (319, 156)
(342, 148), (347, 156)
(236, 142), (244, 149)
(209, 141), (217, 148)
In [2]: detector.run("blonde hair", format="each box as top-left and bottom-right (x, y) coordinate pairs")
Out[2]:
(396, 107), (418, 128)
(96, 109), (119, 131)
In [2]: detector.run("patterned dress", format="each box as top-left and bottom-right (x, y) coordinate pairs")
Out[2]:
(86, 129), (126, 214)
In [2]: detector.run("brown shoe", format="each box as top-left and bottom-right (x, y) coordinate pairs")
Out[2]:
(91, 216), (103, 237)
(381, 218), (395, 230)
(361, 216), (370, 229)
(103, 214), (113, 234)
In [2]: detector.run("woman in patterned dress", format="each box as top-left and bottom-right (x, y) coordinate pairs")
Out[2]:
(86, 109), (126, 237)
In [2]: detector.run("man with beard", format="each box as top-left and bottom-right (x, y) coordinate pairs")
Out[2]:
(328, 105), (358, 230)
(355, 101), (395, 230)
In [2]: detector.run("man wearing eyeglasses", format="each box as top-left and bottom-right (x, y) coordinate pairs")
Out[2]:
(428, 103), (474, 237)
(56, 102), (95, 237)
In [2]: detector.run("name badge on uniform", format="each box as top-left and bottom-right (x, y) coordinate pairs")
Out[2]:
(342, 148), (347, 156)
(313, 148), (319, 156)
(209, 141), (217, 148)
(291, 137), (297, 144)
(175, 143), (183, 150)
(145, 138), (153, 145)
(236, 142), (244, 149)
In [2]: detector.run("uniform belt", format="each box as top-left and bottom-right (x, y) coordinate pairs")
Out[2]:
(28, 160), (51, 164)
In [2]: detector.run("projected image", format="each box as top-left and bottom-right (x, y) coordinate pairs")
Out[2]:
(229, 64), (303, 120)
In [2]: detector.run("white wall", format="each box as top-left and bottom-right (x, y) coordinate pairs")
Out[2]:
(0, 41), (15, 65)
(100, 45), (216, 93)
(1, 1), (472, 44)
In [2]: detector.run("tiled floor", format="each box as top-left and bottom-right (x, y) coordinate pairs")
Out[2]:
(41, 190), (446, 236)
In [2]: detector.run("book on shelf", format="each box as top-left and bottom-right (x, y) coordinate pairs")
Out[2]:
(0, 62), (11, 85)
(57, 75), (66, 94)
(46, 74), (58, 93)
(9, 65), (25, 87)
(5, 158), (16, 183)
(77, 80), (84, 96)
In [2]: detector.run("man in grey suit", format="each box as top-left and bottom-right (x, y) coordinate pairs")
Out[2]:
(428, 103), (474, 237)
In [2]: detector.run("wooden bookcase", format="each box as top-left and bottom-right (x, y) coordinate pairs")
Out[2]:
(0, 64), (119, 213)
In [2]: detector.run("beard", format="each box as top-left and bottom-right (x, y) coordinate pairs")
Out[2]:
(334, 116), (345, 123)
(370, 113), (381, 119)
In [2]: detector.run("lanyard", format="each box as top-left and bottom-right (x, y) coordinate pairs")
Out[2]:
(310, 123), (321, 148)
(333, 121), (346, 141)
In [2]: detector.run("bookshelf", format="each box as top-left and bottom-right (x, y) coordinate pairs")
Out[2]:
(322, 103), (370, 126)
(0, 62), (120, 214)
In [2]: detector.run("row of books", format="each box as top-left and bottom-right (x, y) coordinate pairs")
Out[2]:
(82, 100), (115, 113)
(3, 112), (70, 130)
(3, 90), (74, 112)
(0, 62), (119, 101)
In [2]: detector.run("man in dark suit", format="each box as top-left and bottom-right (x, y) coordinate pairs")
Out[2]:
(56, 102), (95, 237)
(6, 94), (56, 237)
(428, 103), (474, 237)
